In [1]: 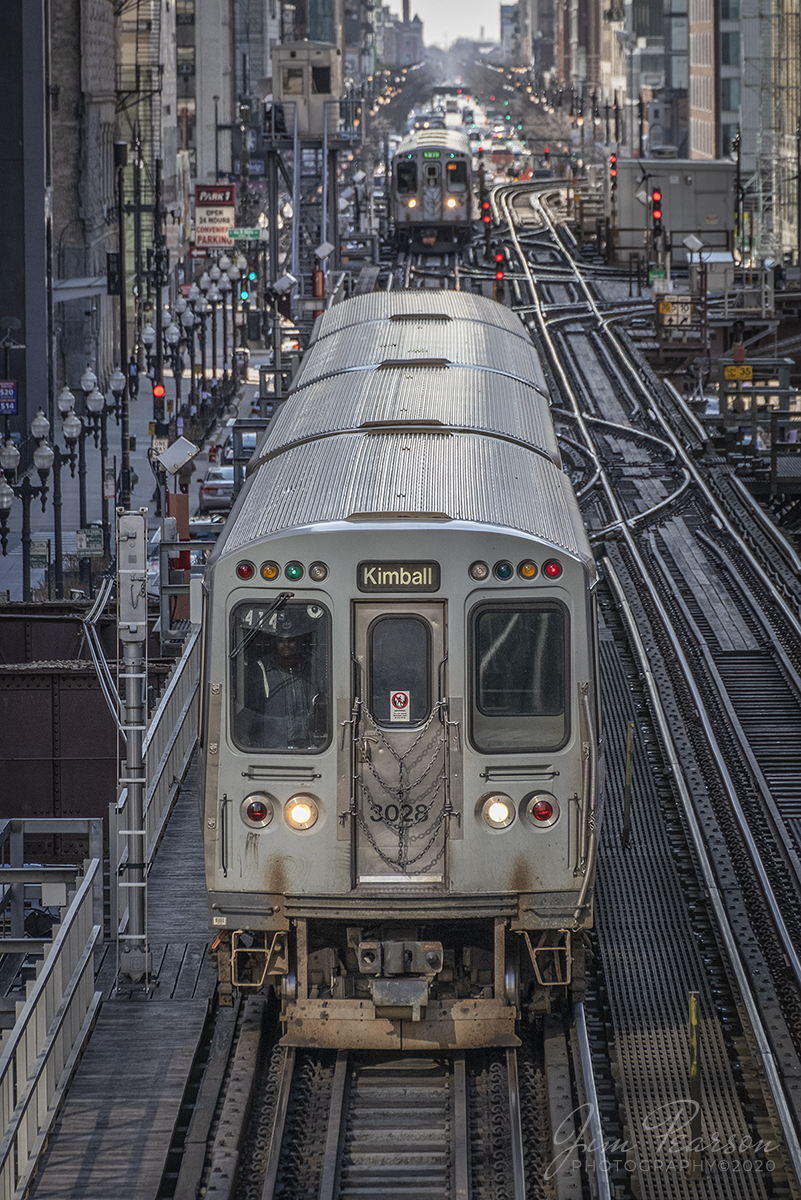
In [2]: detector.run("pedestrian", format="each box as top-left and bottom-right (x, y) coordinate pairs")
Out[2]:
(128, 354), (139, 399)
(178, 458), (196, 494)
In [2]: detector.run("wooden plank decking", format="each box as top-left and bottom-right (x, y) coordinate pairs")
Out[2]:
(27, 757), (217, 1198)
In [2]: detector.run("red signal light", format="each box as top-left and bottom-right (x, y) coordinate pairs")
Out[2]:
(653, 207), (662, 220)
(543, 146), (549, 155)
(152, 383), (166, 399)
(652, 189), (662, 202)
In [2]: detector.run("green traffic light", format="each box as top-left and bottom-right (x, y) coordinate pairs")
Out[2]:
(240, 289), (249, 300)
(248, 270), (257, 281)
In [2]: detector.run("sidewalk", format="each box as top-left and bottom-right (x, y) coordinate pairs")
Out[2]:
(0, 355), (268, 602)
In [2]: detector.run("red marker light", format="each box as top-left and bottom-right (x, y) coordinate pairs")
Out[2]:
(246, 799), (269, 822)
(543, 560), (562, 579)
(531, 799), (554, 821)
(236, 561), (255, 580)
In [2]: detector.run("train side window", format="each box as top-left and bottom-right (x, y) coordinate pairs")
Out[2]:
(230, 601), (331, 753)
(470, 603), (568, 752)
(396, 161), (418, 193)
(311, 66), (331, 94)
(446, 160), (468, 192)
(368, 615), (431, 726)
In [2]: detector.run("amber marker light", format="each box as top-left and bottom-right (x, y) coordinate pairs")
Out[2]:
(260, 562), (280, 581)
(518, 560), (537, 579)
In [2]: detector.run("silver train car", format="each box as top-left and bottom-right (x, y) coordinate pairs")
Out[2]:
(200, 291), (603, 1050)
(390, 128), (475, 248)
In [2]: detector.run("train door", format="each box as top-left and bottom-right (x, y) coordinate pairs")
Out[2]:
(422, 159), (443, 223)
(350, 601), (449, 888)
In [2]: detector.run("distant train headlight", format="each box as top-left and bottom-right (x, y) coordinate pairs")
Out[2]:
(544, 560), (562, 579)
(479, 792), (516, 829)
(469, 561), (489, 581)
(523, 792), (559, 827)
(260, 561), (280, 581)
(241, 793), (275, 828)
(408, 198), (417, 208)
(518, 560), (537, 580)
(285, 793), (319, 830)
(236, 561), (255, 580)
(446, 198), (458, 208)
(309, 561), (328, 582)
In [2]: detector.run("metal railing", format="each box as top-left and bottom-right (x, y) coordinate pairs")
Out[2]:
(0, 859), (101, 1200)
(109, 625), (202, 935)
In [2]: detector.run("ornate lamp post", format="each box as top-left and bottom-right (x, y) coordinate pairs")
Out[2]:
(0, 410), (53, 601)
(141, 322), (157, 376)
(194, 293), (210, 395)
(227, 263), (241, 387)
(218, 272), (232, 384)
(181, 305), (196, 408)
(207, 284), (221, 379)
(165, 321), (181, 408)
(110, 366), (126, 426)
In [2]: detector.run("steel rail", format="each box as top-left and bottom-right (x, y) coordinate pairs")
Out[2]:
(602, 554), (801, 1184)
(318, 1050), (350, 1200)
(499, 185), (801, 1185)
(452, 1053), (471, 1200)
(574, 1001), (613, 1200)
(260, 1046), (296, 1200)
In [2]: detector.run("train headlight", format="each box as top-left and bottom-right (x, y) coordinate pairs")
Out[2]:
(523, 792), (559, 827)
(518, 560), (537, 580)
(309, 561), (328, 582)
(285, 793), (319, 830)
(408, 198), (417, 208)
(241, 793), (275, 828)
(469, 561), (489, 581)
(479, 792), (516, 829)
(260, 561), (280, 581)
(446, 198), (458, 208)
(544, 560), (562, 579)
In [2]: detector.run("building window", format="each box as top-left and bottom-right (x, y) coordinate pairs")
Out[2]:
(176, 0), (194, 22)
(282, 67), (304, 94)
(177, 46), (195, 75)
(721, 77), (740, 109)
(720, 0), (739, 16)
(721, 32), (740, 65)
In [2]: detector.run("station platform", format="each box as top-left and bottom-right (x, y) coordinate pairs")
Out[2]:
(27, 763), (217, 1200)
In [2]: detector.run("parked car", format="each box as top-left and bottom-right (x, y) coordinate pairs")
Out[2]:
(198, 465), (235, 513)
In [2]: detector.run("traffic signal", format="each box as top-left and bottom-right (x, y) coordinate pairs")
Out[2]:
(651, 188), (663, 231)
(240, 286), (250, 301)
(494, 250), (504, 281)
(248, 269), (257, 282)
(543, 146), (550, 163)
(609, 154), (617, 186)
(482, 199), (491, 225)
(152, 381), (166, 419)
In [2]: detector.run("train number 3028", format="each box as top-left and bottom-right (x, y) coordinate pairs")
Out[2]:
(370, 803), (429, 824)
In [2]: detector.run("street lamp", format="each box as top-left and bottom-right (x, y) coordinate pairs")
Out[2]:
(165, 322), (182, 407)
(227, 264), (241, 388)
(141, 322), (157, 375)
(218, 273), (232, 384)
(110, 367), (126, 424)
(194, 293), (209, 395)
(181, 306), (196, 408)
(0, 411), (53, 601)
(207, 285), (221, 379)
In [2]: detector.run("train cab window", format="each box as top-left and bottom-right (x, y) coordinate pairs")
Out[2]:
(396, 161), (417, 193)
(231, 601), (331, 753)
(368, 616), (431, 726)
(471, 604), (567, 752)
(446, 160), (468, 192)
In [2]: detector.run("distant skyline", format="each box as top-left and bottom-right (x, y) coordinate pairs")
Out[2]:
(411, 1), (492, 49)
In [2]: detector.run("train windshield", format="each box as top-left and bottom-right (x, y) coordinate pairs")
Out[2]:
(396, 161), (418, 193)
(471, 603), (567, 752)
(446, 160), (468, 192)
(230, 601), (331, 753)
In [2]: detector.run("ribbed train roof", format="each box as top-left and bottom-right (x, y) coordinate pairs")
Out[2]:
(309, 289), (531, 343)
(253, 367), (560, 467)
(221, 433), (585, 558)
(396, 129), (471, 155)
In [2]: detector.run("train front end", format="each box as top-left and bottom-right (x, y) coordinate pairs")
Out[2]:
(201, 508), (601, 1050)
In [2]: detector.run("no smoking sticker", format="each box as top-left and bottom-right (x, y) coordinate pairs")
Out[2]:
(389, 690), (411, 723)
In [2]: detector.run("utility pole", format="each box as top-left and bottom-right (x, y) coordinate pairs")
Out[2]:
(115, 142), (131, 508)
(116, 508), (150, 989)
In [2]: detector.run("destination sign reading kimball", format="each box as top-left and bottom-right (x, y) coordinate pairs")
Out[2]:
(358, 561), (440, 592)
